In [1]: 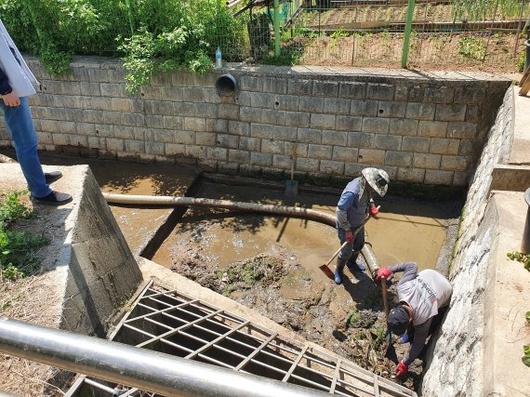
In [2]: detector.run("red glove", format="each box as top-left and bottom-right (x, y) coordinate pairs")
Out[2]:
(375, 267), (392, 282)
(395, 361), (408, 377)
(369, 203), (380, 217)
(345, 230), (354, 243)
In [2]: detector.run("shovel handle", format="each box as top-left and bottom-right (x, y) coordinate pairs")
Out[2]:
(381, 278), (389, 318)
(325, 241), (349, 268)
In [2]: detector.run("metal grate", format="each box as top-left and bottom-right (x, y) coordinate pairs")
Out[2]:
(66, 282), (415, 397)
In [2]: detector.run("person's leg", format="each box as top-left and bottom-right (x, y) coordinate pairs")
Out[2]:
(335, 228), (353, 284)
(2, 97), (51, 198)
(347, 227), (366, 271)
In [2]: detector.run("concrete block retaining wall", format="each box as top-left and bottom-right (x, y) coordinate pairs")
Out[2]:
(0, 57), (510, 186)
(421, 87), (515, 396)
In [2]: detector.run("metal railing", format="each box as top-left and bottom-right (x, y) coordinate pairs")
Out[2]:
(0, 317), (330, 397)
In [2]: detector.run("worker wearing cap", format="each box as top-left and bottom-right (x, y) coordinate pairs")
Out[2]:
(334, 167), (390, 285)
(375, 263), (452, 377)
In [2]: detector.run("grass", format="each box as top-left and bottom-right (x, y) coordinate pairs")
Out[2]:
(0, 192), (49, 281)
(507, 251), (530, 272)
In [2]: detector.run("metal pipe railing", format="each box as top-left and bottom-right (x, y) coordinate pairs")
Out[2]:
(0, 317), (329, 397)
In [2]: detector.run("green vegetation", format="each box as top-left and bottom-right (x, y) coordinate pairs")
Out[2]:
(0, 0), (247, 93)
(0, 192), (48, 281)
(458, 36), (486, 61)
(452, 0), (529, 20)
(507, 251), (530, 272)
(523, 344), (530, 367)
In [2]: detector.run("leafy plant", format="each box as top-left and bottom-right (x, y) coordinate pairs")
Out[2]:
(507, 251), (530, 272)
(523, 344), (530, 367)
(0, 191), (32, 224)
(517, 50), (526, 73)
(458, 36), (486, 61)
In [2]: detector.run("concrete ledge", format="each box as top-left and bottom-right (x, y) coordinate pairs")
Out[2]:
(491, 164), (530, 192)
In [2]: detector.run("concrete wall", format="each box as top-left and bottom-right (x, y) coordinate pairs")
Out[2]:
(421, 87), (515, 396)
(0, 57), (510, 186)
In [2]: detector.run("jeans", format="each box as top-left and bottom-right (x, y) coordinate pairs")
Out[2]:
(337, 226), (365, 262)
(0, 96), (51, 198)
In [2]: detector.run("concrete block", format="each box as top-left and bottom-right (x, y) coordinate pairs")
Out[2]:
(163, 116), (183, 130)
(394, 84), (408, 101)
(385, 150), (412, 167)
(367, 83), (394, 100)
(320, 160), (344, 175)
(175, 131), (195, 145)
(374, 134), (402, 150)
(249, 92), (274, 108)
(452, 171), (468, 186)
(186, 145), (207, 158)
(339, 82), (366, 99)
(263, 77), (288, 94)
(261, 139), (284, 154)
(348, 132), (374, 148)
(418, 121), (448, 138)
(80, 82), (101, 96)
(88, 136), (105, 149)
(288, 79), (313, 96)
(336, 116), (362, 132)
(240, 75), (262, 91)
(332, 146), (358, 162)
(424, 85), (455, 103)
(424, 170), (454, 185)
(377, 102), (406, 118)
(413, 153), (441, 169)
(441, 155), (468, 172)
(282, 111), (310, 128)
(466, 105), (480, 123)
(217, 134), (239, 148)
(447, 122), (477, 139)
(196, 132), (216, 146)
(76, 122), (96, 136)
(358, 148), (385, 165)
(106, 138), (124, 152)
(284, 142), (308, 157)
(351, 100), (378, 117)
(110, 98), (139, 113)
(184, 117), (206, 132)
(324, 98), (351, 115)
(275, 95), (299, 112)
(145, 115), (165, 129)
(392, 119), (418, 136)
(218, 104), (240, 120)
(273, 154), (291, 169)
(402, 136), (430, 153)
(124, 140), (144, 153)
(213, 119), (229, 133)
(406, 102), (435, 121)
(407, 85), (424, 102)
(297, 128), (321, 144)
(228, 121), (250, 136)
(217, 162), (240, 173)
(430, 138), (460, 155)
(207, 147), (227, 161)
(299, 96), (325, 113)
(459, 139), (474, 155)
(397, 167), (425, 183)
(296, 158), (319, 172)
(165, 143), (186, 156)
(310, 113), (336, 129)
(251, 123), (297, 141)
(239, 137), (261, 151)
(229, 149), (250, 163)
(322, 131), (348, 146)
(362, 117), (389, 134)
(435, 104), (467, 122)
(251, 152), (272, 166)
(308, 144), (332, 160)
(313, 81), (339, 97)
(454, 85), (486, 104)
(68, 135), (88, 147)
(345, 163), (365, 176)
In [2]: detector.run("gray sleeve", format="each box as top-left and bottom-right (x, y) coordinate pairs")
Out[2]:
(389, 262), (418, 284)
(336, 208), (351, 231)
(404, 319), (431, 365)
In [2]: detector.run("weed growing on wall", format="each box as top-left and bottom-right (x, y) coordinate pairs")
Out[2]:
(507, 251), (530, 272)
(0, 192), (48, 281)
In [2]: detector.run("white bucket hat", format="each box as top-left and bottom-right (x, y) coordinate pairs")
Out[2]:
(362, 167), (390, 197)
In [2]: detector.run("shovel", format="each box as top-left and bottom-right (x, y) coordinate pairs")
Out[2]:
(285, 155), (298, 198)
(319, 241), (348, 280)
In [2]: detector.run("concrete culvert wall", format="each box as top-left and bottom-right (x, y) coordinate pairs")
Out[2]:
(0, 57), (510, 187)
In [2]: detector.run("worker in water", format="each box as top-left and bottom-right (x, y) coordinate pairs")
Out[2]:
(375, 263), (452, 377)
(335, 167), (390, 285)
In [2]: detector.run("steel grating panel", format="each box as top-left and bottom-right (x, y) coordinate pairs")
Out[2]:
(65, 282), (416, 397)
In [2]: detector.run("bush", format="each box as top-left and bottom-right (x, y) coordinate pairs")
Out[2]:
(0, 0), (247, 92)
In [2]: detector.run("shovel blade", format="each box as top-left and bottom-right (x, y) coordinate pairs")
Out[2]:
(319, 264), (335, 280)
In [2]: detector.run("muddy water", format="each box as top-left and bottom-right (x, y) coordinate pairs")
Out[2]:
(153, 180), (461, 276)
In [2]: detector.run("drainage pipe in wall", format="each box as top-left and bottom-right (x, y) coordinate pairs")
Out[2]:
(102, 192), (380, 275)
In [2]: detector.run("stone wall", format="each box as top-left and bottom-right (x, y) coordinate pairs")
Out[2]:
(0, 57), (510, 186)
(421, 87), (515, 396)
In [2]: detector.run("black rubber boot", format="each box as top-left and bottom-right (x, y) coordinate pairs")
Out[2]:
(334, 257), (347, 285)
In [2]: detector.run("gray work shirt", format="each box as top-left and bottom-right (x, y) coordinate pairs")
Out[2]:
(336, 177), (370, 231)
(390, 263), (452, 365)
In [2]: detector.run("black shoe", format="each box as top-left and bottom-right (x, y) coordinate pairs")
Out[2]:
(45, 170), (63, 184)
(34, 190), (72, 205)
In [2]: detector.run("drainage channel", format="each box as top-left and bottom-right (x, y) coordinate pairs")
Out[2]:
(65, 281), (415, 397)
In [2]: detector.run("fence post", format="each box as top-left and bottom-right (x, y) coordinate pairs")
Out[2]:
(274, 0), (281, 57)
(401, 0), (416, 68)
